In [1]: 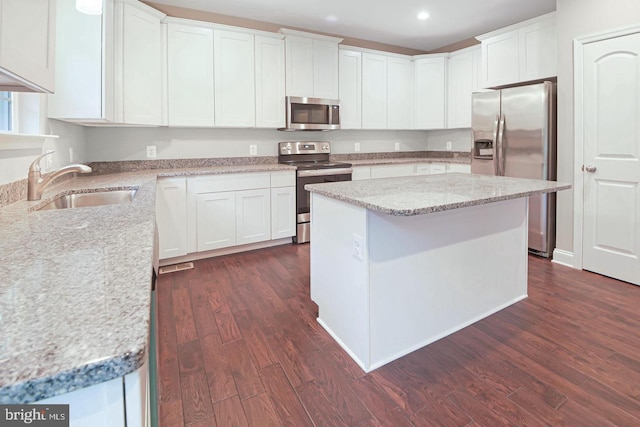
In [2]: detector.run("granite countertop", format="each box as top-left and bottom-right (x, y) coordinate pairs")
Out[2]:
(306, 173), (571, 216)
(0, 162), (295, 404)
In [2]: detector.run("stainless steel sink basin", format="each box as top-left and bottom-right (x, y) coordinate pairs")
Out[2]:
(37, 189), (138, 211)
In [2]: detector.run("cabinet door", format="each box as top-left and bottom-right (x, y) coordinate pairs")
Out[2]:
(196, 191), (236, 251)
(519, 19), (557, 82)
(156, 178), (188, 259)
(214, 30), (255, 127)
(480, 31), (519, 88)
(414, 57), (447, 129)
(387, 56), (414, 129)
(236, 189), (271, 245)
(0, 0), (55, 93)
(255, 36), (285, 128)
(284, 35), (313, 97)
(338, 49), (362, 129)
(447, 49), (474, 128)
(271, 186), (295, 239)
(414, 164), (431, 175)
(430, 163), (447, 174)
(121, 2), (163, 125)
(167, 23), (214, 127)
(447, 163), (471, 173)
(362, 53), (387, 129)
(313, 39), (339, 99)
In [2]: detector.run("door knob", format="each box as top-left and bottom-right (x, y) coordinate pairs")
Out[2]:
(584, 165), (597, 173)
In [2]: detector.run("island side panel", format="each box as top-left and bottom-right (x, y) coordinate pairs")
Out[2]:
(367, 198), (529, 370)
(310, 193), (371, 370)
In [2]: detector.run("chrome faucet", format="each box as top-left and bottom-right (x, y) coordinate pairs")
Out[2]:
(27, 151), (93, 201)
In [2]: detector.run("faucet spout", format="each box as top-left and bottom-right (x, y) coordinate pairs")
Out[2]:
(27, 152), (93, 201)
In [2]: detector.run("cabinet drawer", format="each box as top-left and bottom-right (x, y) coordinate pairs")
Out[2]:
(189, 172), (270, 193)
(370, 164), (415, 179)
(271, 171), (296, 187)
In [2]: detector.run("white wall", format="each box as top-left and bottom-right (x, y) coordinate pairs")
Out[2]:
(0, 98), (86, 186)
(84, 127), (433, 161)
(555, 0), (640, 256)
(425, 128), (472, 152)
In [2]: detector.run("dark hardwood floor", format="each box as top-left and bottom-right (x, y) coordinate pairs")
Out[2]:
(156, 244), (640, 426)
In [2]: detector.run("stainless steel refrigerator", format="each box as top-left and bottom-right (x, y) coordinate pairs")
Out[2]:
(471, 81), (557, 257)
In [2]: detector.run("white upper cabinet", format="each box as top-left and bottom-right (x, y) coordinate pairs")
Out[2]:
(0, 0), (56, 93)
(121, 1), (164, 125)
(477, 12), (556, 88)
(255, 35), (285, 128)
(387, 56), (414, 129)
(413, 55), (447, 129)
(280, 29), (341, 99)
(214, 29), (255, 127)
(362, 52), (387, 129)
(338, 48), (362, 129)
(312, 39), (339, 99)
(447, 45), (480, 129)
(166, 21), (214, 127)
(48, 0), (165, 124)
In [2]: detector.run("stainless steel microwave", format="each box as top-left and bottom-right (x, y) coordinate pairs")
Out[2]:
(280, 96), (340, 131)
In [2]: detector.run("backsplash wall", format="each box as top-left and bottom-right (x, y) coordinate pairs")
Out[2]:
(85, 127), (471, 161)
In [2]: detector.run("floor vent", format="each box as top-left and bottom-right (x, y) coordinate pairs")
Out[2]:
(159, 262), (194, 274)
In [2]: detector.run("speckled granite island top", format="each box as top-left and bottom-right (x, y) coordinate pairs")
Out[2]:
(0, 163), (295, 404)
(306, 173), (571, 216)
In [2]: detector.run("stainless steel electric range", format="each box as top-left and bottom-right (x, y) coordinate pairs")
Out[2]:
(278, 141), (352, 243)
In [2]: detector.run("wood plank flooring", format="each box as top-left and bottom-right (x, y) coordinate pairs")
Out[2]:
(156, 244), (640, 426)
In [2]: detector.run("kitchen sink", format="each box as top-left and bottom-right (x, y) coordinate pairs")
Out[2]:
(37, 189), (138, 211)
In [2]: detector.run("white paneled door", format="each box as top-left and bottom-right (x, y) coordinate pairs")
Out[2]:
(582, 31), (640, 286)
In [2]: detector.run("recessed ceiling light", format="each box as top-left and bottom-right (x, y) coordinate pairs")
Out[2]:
(417, 11), (430, 20)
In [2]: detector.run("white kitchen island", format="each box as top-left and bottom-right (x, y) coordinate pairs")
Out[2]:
(306, 173), (570, 372)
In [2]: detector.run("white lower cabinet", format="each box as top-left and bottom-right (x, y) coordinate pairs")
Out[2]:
(354, 162), (471, 181)
(352, 166), (371, 181)
(156, 178), (187, 259)
(370, 164), (416, 179)
(196, 190), (237, 251)
(236, 188), (271, 245)
(36, 362), (149, 427)
(271, 186), (296, 239)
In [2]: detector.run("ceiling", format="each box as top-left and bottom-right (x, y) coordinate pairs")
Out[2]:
(149, 0), (556, 51)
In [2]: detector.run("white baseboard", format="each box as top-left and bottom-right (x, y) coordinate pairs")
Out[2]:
(552, 248), (576, 268)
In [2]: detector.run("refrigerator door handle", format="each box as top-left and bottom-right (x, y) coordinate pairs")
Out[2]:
(492, 114), (500, 175)
(497, 113), (506, 176)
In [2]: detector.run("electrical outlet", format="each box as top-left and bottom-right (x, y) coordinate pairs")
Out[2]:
(354, 142), (361, 152)
(446, 141), (453, 151)
(352, 234), (364, 260)
(146, 145), (157, 159)
(68, 147), (75, 162)
(394, 142), (400, 151)
(249, 145), (258, 155)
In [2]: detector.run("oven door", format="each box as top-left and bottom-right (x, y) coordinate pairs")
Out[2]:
(295, 168), (352, 242)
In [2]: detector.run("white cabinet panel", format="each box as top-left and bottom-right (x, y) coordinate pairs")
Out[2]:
(447, 47), (477, 128)
(447, 163), (471, 173)
(352, 166), (371, 181)
(414, 164), (431, 175)
(387, 56), (414, 129)
(255, 36), (285, 128)
(271, 186), (295, 239)
(0, 0), (56, 93)
(430, 163), (447, 174)
(362, 53), (387, 129)
(480, 31), (519, 88)
(284, 35), (314, 97)
(370, 164), (415, 179)
(121, 1), (164, 125)
(196, 191), (236, 251)
(214, 29), (255, 127)
(519, 18), (557, 82)
(236, 188), (270, 245)
(339, 49), (362, 129)
(313, 39), (339, 99)
(167, 23), (214, 126)
(157, 178), (188, 260)
(414, 56), (447, 129)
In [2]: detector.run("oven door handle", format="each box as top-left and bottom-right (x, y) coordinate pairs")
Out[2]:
(297, 168), (353, 177)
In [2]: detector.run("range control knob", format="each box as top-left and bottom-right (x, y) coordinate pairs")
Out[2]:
(321, 144), (330, 151)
